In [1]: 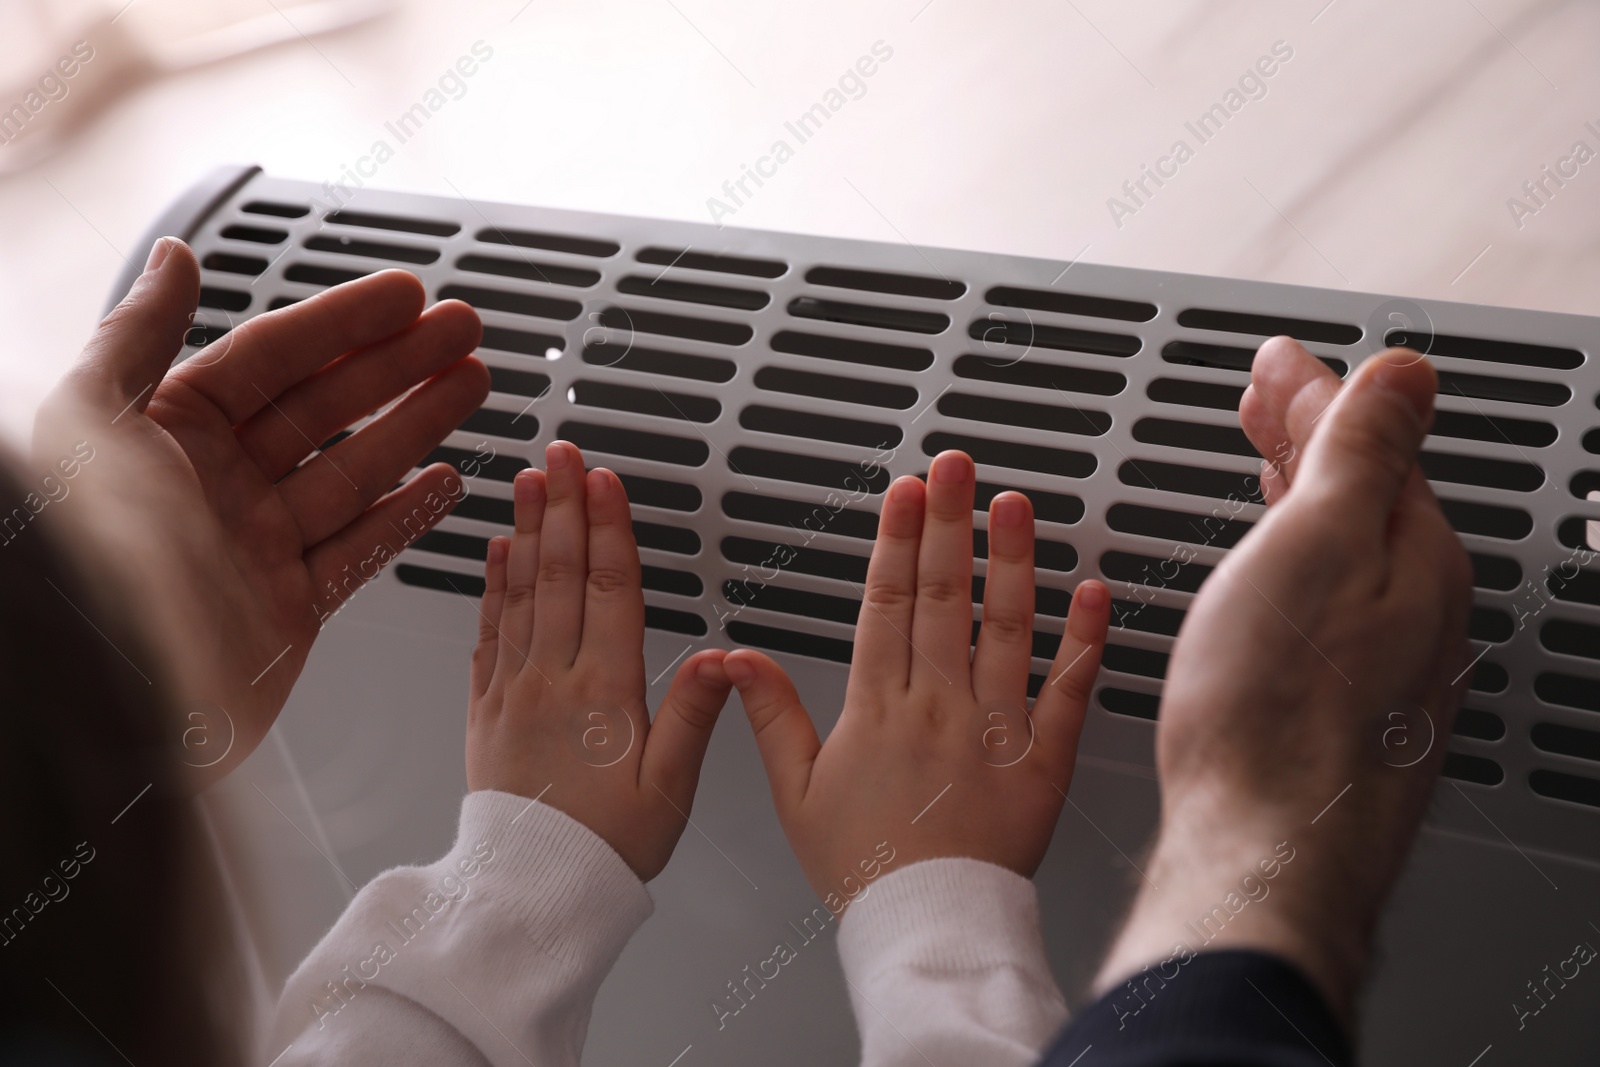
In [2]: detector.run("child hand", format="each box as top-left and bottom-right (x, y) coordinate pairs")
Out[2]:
(725, 450), (1111, 910)
(467, 442), (734, 881)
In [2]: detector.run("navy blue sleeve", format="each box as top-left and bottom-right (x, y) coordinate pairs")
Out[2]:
(1036, 950), (1353, 1067)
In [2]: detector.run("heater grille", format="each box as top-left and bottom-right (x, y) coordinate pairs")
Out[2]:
(144, 167), (1600, 861)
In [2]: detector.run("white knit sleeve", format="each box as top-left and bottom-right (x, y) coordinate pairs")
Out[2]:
(266, 790), (652, 1067)
(837, 858), (1069, 1067)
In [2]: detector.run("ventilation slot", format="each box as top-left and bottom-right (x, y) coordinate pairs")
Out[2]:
(1101, 550), (1210, 594)
(1419, 451), (1543, 492)
(938, 394), (1112, 437)
(422, 445), (529, 483)
(922, 432), (1096, 479)
(617, 473), (701, 512)
(1437, 371), (1570, 408)
(556, 421), (709, 466)
(646, 606), (708, 635)
(1107, 502), (1252, 549)
(199, 287), (251, 312)
(1535, 671), (1600, 713)
(1147, 378), (1245, 412)
(1454, 708), (1505, 741)
(728, 620), (853, 664)
(1531, 722), (1600, 765)
(1547, 565), (1600, 606)
(185, 324), (231, 348)
(721, 536), (869, 583)
(634, 521), (701, 555)
(598, 306), (753, 346)
(636, 247), (786, 278)
(486, 367), (550, 398)
(397, 563), (482, 597)
(1432, 410), (1556, 448)
(740, 405), (901, 448)
(1118, 459), (1262, 504)
(242, 201), (309, 218)
(721, 491), (879, 540)
(452, 495), (513, 525)
(1470, 661), (1506, 696)
(415, 530), (487, 560)
(1471, 608), (1514, 644)
(1572, 472), (1600, 500)
(1100, 687), (1160, 720)
(203, 252), (268, 276)
(770, 329), (932, 372)
(727, 448), (891, 494)
(458, 254), (600, 288)
(1177, 308), (1361, 345)
(285, 263), (366, 287)
(1112, 599), (1187, 636)
(753, 366), (918, 409)
(725, 582), (858, 624)
(1471, 554), (1522, 591)
(572, 381), (720, 423)
(305, 235), (439, 265)
(1103, 643), (1170, 680)
(326, 210), (459, 237)
(985, 285), (1155, 323)
(1541, 619), (1600, 660)
(1441, 753), (1505, 786)
(642, 565), (703, 598)
(459, 409), (538, 441)
(439, 284), (582, 322)
(1439, 498), (1533, 541)
(1162, 340), (1348, 376)
(481, 326), (563, 358)
(581, 342), (735, 383)
(1132, 418), (1257, 458)
(1557, 516), (1598, 550)
(1529, 769), (1600, 808)
(476, 227), (617, 257)
(1385, 330), (1583, 371)
(618, 275), (770, 311)
(953, 354), (1125, 397)
(790, 296), (949, 335)
(220, 224), (287, 244)
(970, 318), (1141, 357)
(807, 266), (966, 301)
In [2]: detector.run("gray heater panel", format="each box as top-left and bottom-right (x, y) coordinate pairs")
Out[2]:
(116, 169), (1600, 1065)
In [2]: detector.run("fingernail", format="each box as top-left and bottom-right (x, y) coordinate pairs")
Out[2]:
(144, 237), (175, 274)
(487, 537), (509, 565)
(514, 470), (542, 505)
(1075, 582), (1107, 612)
(545, 442), (569, 470)
(723, 654), (756, 687)
(992, 494), (1028, 528)
(931, 451), (969, 484)
(696, 653), (728, 685)
(586, 468), (610, 496)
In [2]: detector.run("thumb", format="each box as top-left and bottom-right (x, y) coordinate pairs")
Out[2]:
(724, 649), (819, 815)
(67, 237), (200, 415)
(1290, 349), (1436, 545)
(640, 649), (734, 812)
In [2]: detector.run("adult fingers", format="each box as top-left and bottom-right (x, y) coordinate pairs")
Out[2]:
(1032, 581), (1110, 770)
(910, 451), (976, 691)
(1287, 352), (1437, 551)
(577, 468), (646, 669)
(725, 650), (820, 815)
(235, 299), (481, 482)
(1241, 336), (1344, 492)
(971, 492), (1036, 708)
(170, 270), (426, 426)
(277, 356), (489, 546)
(640, 649), (734, 812)
(531, 442), (590, 669)
(849, 476), (925, 697)
(471, 536), (510, 701)
(63, 238), (199, 417)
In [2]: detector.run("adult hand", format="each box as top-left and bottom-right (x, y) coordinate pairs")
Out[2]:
(1094, 339), (1474, 1026)
(467, 443), (734, 881)
(724, 450), (1111, 912)
(33, 238), (489, 784)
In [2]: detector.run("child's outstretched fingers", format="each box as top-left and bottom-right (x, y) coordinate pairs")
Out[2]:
(577, 467), (646, 667)
(971, 490), (1037, 709)
(1032, 579), (1111, 764)
(640, 649), (734, 810)
(499, 467), (547, 671)
(725, 649), (820, 814)
(530, 441), (590, 670)
(471, 536), (510, 700)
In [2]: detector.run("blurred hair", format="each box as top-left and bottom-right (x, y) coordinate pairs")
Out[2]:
(0, 445), (237, 1066)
